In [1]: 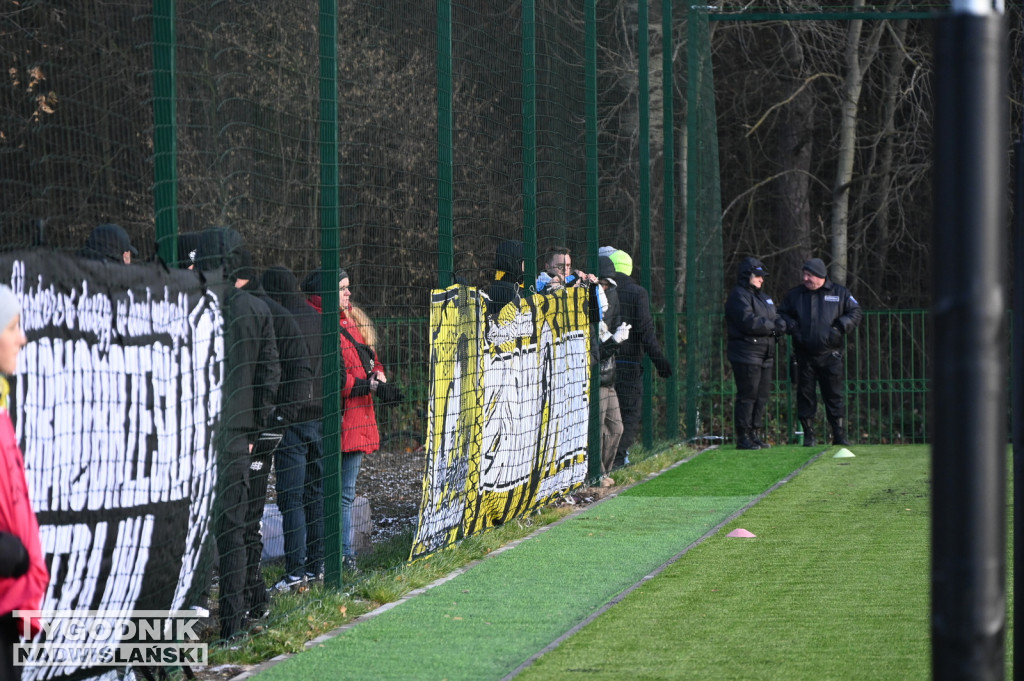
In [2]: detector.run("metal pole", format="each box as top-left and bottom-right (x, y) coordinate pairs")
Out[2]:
(522, 0), (537, 287)
(153, 0), (177, 265)
(318, 0), (342, 588)
(932, 3), (1008, 679)
(437, 0), (453, 289)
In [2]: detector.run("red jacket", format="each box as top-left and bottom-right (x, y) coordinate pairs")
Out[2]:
(306, 297), (382, 454)
(0, 409), (48, 637)
(338, 311), (382, 454)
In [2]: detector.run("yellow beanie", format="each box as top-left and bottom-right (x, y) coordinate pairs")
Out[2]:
(608, 249), (633, 276)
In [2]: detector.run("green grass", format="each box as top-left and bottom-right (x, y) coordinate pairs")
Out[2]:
(250, 444), (816, 680)
(205, 447), (698, 667)
(517, 446), (938, 680)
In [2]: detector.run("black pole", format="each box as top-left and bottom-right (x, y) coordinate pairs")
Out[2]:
(1014, 140), (1024, 681)
(932, 8), (1009, 681)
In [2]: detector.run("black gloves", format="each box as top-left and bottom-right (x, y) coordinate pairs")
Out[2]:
(774, 317), (788, 335)
(654, 357), (673, 378)
(376, 382), (405, 405)
(0, 532), (29, 578)
(349, 378), (371, 397)
(828, 327), (843, 346)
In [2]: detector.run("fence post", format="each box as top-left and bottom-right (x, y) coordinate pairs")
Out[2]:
(521, 0), (537, 286)
(661, 0), (678, 441)
(153, 0), (177, 265)
(584, 0), (602, 482)
(437, 0), (453, 289)
(318, 0), (342, 588)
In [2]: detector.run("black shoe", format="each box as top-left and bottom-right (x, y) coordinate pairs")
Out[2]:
(832, 434), (851, 446)
(752, 431), (771, 449)
(803, 431), (816, 447)
(736, 436), (759, 450)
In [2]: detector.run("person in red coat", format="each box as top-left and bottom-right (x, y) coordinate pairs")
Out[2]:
(0, 285), (49, 680)
(304, 269), (386, 573)
(336, 273), (386, 573)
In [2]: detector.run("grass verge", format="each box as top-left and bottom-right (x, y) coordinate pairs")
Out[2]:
(203, 444), (697, 668)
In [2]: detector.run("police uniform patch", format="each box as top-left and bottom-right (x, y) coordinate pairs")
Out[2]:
(824, 295), (840, 302)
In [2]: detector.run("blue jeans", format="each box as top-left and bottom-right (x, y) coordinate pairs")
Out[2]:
(274, 420), (323, 576)
(341, 451), (363, 558)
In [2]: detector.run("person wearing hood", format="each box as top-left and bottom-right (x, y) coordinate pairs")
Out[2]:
(234, 253), (312, 607)
(778, 257), (863, 447)
(725, 257), (786, 449)
(605, 247), (672, 467)
(486, 240), (524, 316)
(78, 223), (138, 264)
(262, 266), (326, 588)
(0, 286), (49, 679)
(195, 228), (280, 640)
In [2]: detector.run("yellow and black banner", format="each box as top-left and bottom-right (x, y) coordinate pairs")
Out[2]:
(411, 285), (591, 560)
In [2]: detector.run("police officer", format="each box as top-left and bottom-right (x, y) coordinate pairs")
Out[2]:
(779, 258), (862, 446)
(725, 257), (786, 449)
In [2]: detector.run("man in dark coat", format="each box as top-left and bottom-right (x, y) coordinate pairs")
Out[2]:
(725, 257), (786, 449)
(778, 257), (863, 446)
(607, 248), (673, 467)
(486, 240), (524, 316)
(261, 265), (327, 588)
(197, 227), (280, 640)
(236, 254), (312, 610)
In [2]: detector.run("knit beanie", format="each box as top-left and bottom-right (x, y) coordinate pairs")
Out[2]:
(802, 258), (827, 279)
(0, 285), (19, 330)
(598, 245), (617, 258)
(608, 249), (633, 276)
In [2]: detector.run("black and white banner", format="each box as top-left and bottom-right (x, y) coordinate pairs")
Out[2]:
(0, 252), (225, 680)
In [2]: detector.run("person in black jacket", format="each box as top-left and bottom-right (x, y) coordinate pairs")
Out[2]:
(725, 257), (786, 450)
(485, 240), (524, 316)
(235, 253), (312, 611)
(262, 265), (327, 589)
(197, 228), (280, 641)
(606, 248), (673, 467)
(778, 257), (863, 447)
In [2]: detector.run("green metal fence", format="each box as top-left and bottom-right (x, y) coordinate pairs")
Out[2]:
(654, 309), (931, 447)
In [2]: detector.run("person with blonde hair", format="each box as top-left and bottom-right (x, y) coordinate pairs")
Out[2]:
(335, 270), (386, 573)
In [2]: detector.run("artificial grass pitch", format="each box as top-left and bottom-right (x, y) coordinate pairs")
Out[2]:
(517, 446), (936, 681)
(254, 446), (816, 681)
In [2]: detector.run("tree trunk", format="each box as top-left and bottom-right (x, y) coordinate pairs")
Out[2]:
(773, 22), (814, 285)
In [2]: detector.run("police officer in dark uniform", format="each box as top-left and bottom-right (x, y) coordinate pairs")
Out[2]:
(725, 257), (787, 449)
(778, 258), (862, 446)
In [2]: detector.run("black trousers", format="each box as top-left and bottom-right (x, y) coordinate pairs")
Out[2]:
(614, 363), (643, 460)
(214, 439), (251, 641)
(796, 351), (846, 424)
(731, 361), (772, 433)
(243, 433), (280, 618)
(0, 615), (21, 681)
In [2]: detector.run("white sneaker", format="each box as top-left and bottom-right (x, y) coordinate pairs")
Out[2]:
(271, 573), (306, 593)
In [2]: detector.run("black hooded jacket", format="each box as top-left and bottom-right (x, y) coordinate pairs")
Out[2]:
(486, 240), (524, 315)
(195, 227), (281, 444)
(243, 278), (313, 427)
(262, 266), (324, 422)
(724, 257), (781, 367)
(612, 271), (672, 377)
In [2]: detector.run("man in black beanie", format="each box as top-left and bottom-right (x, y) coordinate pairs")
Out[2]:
(778, 258), (862, 447)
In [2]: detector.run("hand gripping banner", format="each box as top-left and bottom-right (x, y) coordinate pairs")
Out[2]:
(412, 285), (591, 560)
